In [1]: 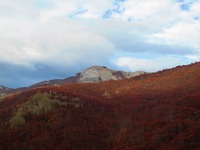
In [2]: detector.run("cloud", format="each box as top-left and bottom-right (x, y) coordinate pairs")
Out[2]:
(190, 0), (200, 22)
(39, 0), (113, 20)
(149, 21), (200, 49)
(0, 17), (115, 67)
(121, 0), (175, 20)
(115, 56), (193, 72)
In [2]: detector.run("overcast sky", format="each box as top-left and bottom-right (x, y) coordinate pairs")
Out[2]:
(0, 0), (200, 88)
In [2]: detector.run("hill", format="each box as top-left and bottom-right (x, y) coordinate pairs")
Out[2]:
(0, 62), (200, 149)
(0, 85), (13, 98)
(31, 65), (145, 87)
(0, 66), (145, 98)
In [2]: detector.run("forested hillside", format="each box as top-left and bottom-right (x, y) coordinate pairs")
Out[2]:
(0, 62), (200, 149)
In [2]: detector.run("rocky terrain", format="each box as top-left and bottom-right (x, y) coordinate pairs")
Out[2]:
(78, 66), (145, 82)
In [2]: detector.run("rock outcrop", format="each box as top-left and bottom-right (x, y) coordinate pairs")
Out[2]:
(78, 66), (145, 83)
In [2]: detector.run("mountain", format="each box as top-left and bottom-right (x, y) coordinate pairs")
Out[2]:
(0, 66), (145, 97)
(31, 65), (145, 87)
(78, 65), (145, 82)
(0, 85), (13, 97)
(0, 62), (200, 149)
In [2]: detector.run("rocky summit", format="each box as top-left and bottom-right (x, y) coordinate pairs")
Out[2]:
(78, 65), (145, 83)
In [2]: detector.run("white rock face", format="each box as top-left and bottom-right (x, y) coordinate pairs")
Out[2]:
(123, 71), (146, 78)
(78, 66), (145, 83)
(78, 66), (116, 82)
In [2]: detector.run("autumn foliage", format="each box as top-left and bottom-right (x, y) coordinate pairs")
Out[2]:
(0, 62), (200, 149)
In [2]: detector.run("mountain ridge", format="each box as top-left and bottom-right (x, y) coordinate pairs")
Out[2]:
(30, 65), (146, 87)
(0, 65), (145, 97)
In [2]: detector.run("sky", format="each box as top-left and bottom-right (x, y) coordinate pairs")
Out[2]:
(0, 0), (200, 88)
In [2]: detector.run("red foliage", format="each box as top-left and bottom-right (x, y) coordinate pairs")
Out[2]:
(0, 62), (200, 149)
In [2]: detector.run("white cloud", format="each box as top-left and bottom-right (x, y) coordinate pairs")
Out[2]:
(190, 0), (200, 17)
(115, 56), (192, 72)
(150, 21), (200, 47)
(186, 54), (200, 61)
(0, 18), (115, 68)
(0, 0), (117, 69)
(121, 0), (176, 20)
(39, 0), (113, 20)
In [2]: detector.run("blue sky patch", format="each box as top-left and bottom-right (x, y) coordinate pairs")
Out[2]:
(70, 8), (88, 18)
(180, 3), (192, 10)
(103, 1), (124, 19)
(35, 1), (52, 9)
(103, 10), (113, 18)
(176, 0), (197, 11)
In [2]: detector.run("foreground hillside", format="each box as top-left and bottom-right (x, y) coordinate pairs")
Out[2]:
(0, 62), (200, 149)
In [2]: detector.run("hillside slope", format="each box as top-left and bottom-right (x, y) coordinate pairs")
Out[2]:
(0, 62), (200, 149)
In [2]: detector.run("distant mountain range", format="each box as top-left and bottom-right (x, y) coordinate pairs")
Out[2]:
(0, 66), (145, 96)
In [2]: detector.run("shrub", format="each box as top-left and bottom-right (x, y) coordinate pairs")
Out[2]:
(8, 92), (61, 128)
(103, 92), (111, 99)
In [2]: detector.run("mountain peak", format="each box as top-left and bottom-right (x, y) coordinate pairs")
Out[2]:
(30, 65), (146, 88)
(78, 65), (145, 83)
(86, 65), (108, 69)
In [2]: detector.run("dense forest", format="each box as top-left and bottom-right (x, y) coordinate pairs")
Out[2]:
(0, 62), (200, 149)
